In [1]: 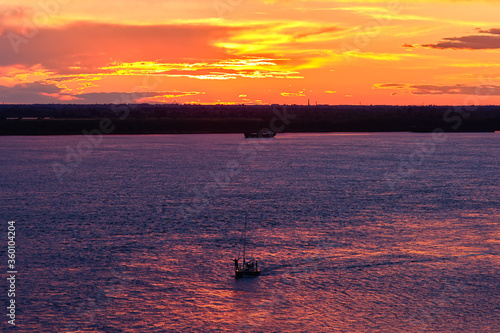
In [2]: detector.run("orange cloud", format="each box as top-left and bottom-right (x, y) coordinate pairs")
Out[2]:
(0, 22), (238, 70)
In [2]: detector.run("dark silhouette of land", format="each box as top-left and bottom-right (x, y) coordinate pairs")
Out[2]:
(0, 104), (498, 135)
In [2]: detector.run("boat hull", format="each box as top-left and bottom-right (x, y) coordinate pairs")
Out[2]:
(244, 132), (276, 139)
(235, 269), (260, 279)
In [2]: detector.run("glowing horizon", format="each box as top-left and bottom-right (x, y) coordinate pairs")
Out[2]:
(2, 0), (500, 105)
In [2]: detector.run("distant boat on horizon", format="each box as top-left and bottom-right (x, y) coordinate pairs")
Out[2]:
(244, 130), (276, 139)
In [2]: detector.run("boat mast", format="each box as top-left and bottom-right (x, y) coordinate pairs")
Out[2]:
(243, 212), (247, 266)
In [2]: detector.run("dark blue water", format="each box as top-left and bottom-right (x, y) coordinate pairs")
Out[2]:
(1, 133), (499, 332)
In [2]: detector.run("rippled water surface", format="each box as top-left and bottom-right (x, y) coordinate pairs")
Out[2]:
(1, 133), (499, 332)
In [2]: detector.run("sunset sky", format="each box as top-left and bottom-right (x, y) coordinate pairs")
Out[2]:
(2, 0), (500, 105)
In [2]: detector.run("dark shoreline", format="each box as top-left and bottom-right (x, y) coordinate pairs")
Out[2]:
(1, 104), (498, 135)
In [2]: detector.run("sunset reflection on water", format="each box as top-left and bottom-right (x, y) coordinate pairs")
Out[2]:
(1, 133), (498, 332)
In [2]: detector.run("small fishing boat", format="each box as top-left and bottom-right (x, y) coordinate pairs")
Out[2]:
(234, 213), (260, 278)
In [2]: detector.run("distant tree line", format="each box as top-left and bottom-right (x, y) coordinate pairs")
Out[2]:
(0, 104), (498, 135)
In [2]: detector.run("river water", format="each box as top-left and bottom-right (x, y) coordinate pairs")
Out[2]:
(0, 133), (499, 332)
